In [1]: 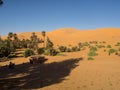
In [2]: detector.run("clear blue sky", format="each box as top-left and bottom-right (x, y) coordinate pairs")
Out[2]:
(0, 0), (120, 35)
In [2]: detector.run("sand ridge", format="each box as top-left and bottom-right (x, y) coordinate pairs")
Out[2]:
(2, 28), (120, 46)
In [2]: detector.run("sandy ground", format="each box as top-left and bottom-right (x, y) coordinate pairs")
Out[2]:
(40, 54), (120, 90)
(0, 49), (120, 90)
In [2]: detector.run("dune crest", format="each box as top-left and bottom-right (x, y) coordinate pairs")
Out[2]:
(2, 28), (120, 46)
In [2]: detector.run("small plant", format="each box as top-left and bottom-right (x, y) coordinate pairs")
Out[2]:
(0, 46), (11, 58)
(108, 49), (116, 55)
(7, 54), (16, 58)
(90, 46), (97, 51)
(82, 42), (89, 46)
(107, 45), (111, 48)
(78, 42), (82, 48)
(68, 44), (72, 47)
(71, 46), (80, 52)
(66, 48), (71, 52)
(56, 53), (66, 56)
(88, 51), (98, 56)
(115, 42), (120, 46)
(118, 48), (120, 51)
(97, 45), (105, 48)
(104, 49), (106, 52)
(44, 48), (58, 56)
(23, 49), (34, 57)
(88, 57), (94, 60)
(102, 41), (106, 44)
(37, 48), (44, 54)
(89, 41), (97, 44)
(59, 46), (67, 52)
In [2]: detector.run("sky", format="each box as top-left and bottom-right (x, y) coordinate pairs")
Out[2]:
(0, 0), (120, 35)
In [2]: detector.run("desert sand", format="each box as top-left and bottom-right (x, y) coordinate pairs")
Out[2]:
(2, 28), (120, 46)
(0, 28), (120, 90)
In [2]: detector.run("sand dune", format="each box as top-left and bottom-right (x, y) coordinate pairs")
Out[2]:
(2, 28), (120, 46)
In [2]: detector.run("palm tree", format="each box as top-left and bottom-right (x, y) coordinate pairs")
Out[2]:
(46, 37), (53, 49)
(13, 33), (17, 40)
(8, 32), (13, 39)
(13, 33), (20, 48)
(41, 31), (46, 48)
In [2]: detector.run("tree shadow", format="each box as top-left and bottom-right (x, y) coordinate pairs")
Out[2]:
(0, 57), (83, 90)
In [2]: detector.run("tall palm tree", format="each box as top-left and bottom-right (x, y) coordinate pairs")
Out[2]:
(13, 33), (17, 39)
(8, 32), (13, 39)
(41, 31), (46, 48)
(13, 33), (20, 48)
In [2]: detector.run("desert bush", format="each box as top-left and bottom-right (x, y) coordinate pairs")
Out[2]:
(23, 49), (34, 57)
(88, 51), (98, 56)
(104, 49), (106, 52)
(44, 48), (58, 56)
(90, 41), (98, 44)
(102, 41), (106, 44)
(87, 57), (94, 60)
(37, 48), (44, 54)
(56, 53), (66, 56)
(82, 42), (89, 46)
(115, 42), (120, 46)
(118, 48), (120, 51)
(107, 45), (111, 48)
(78, 42), (82, 48)
(71, 46), (80, 52)
(65, 48), (72, 52)
(0, 46), (11, 58)
(90, 46), (97, 51)
(58, 46), (67, 52)
(7, 54), (16, 58)
(108, 49), (116, 54)
(97, 45), (105, 48)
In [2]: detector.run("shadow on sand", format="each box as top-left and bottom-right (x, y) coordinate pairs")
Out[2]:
(0, 57), (82, 90)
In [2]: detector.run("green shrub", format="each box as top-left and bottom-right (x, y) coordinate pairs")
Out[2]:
(56, 53), (66, 56)
(65, 48), (72, 52)
(90, 46), (97, 51)
(82, 42), (89, 46)
(37, 48), (44, 54)
(7, 54), (16, 58)
(88, 51), (98, 56)
(44, 48), (58, 56)
(89, 41), (97, 44)
(115, 42), (120, 46)
(108, 49), (116, 54)
(0, 46), (11, 58)
(118, 48), (120, 51)
(97, 45), (105, 48)
(88, 57), (94, 60)
(107, 45), (111, 48)
(71, 46), (80, 52)
(58, 46), (67, 52)
(23, 49), (34, 57)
